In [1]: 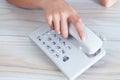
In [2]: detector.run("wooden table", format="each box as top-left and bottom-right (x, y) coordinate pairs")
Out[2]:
(0, 0), (120, 80)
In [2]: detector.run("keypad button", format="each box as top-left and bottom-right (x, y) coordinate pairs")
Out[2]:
(63, 56), (69, 62)
(48, 37), (52, 41)
(61, 50), (65, 54)
(43, 42), (45, 45)
(52, 41), (56, 45)
(42, 33), (45, 36)
(55, 54), (59, 58)
(46, 30), (50, 34)
(58, 37), (62, 41)
(62, 41), (66, 45)
(51, 49), (55, 53)
(39, 38), (41, 41)
(56, 46), (61, 49)
(47, 45), (51, 49)
(53, 34), (57, 37)
(67, 46), (71, 50)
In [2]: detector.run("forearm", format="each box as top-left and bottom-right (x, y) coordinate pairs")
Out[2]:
(7, 0), (44, 9)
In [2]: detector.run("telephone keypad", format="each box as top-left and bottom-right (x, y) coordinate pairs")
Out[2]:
(36, 30), (72, 62)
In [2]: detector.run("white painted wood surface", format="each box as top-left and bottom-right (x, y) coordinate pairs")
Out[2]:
(0, 0), (120, 80)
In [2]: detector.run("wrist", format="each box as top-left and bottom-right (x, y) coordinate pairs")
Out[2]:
(38, 0), (66, 9)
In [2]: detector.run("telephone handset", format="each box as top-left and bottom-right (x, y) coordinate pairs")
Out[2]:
(29, 23), (105, 80)
(69, 23), (103, 55)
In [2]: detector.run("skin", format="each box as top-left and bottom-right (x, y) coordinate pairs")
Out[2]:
(7, 0), (117, 40)
(100, 0), (117, 8)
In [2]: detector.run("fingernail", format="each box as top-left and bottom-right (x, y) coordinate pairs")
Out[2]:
(58, 31), (61, 34)
(81, 36), (85, 41)
(63, 36), (67, 39)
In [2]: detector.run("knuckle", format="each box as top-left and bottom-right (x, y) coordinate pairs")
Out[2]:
(53, 12), (59, 19)
(60, 11), (66, 16)
(46, 14), (52, 20)
(74, 16), (82, 26)
(72, 10), (77, 14)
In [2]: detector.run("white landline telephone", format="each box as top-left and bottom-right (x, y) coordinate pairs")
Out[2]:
(29, 23), (106, 80)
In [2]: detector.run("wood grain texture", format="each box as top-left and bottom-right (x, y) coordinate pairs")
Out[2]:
(0, 0), (120, 80)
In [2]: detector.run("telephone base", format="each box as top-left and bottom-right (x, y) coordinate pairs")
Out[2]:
(29, 25), (106, 80)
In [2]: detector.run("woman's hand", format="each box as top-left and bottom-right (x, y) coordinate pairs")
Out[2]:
(42, 0), (85, 40)
(8, 0), (117, 40)
(100, 0), (117, 7)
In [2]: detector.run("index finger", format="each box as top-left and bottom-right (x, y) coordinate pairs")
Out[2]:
(69, 16), (85, 40)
